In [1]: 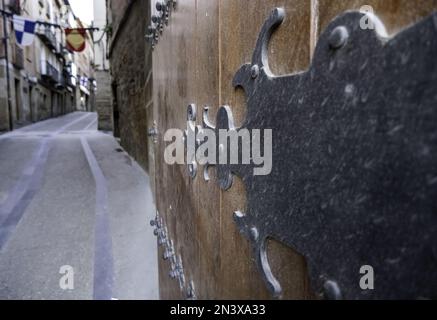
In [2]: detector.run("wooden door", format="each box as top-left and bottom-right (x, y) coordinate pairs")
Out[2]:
(150, 0), (437, 299)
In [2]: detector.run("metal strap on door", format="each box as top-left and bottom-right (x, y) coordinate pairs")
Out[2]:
(181, 8), (437, 299)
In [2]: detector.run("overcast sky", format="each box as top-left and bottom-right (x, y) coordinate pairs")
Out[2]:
(69, 0), (94, 25)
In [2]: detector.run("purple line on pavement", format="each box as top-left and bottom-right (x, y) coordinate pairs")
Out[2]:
(80, 136), (114, 300)
(0, 113), (94, 251)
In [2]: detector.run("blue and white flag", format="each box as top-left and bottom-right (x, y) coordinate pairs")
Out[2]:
(13, 15), (36, 47)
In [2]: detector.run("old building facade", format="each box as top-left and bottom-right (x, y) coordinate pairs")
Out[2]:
(93, 0), (112, 131)
(0, 0), (95, 132)
(107, 0), (151, 168)
(74, 18), (95, 112)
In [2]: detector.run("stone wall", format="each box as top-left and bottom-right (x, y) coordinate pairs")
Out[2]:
(108, 0), (152, 171)
(0, 64), (10, 131)
(95, 70), (113, 131)
(108, 0), (133, 36)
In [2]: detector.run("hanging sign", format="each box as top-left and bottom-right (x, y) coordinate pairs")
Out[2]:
(65, 28), (86, 52)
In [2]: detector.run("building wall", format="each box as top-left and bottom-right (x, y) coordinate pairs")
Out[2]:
(94, 70), (112, 131)
(75, 26), (95, 112)
(0, 0), (95, 132)
(93, 0), (112, 131)
(107, 0), (132, 37)
(93, 0), (109, 70)
(108, 0), (151, 171)
(0, 15), (33, 129)
(0, 61), (11, 131)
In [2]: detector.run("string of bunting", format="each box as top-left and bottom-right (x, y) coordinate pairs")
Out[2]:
(0, 8), (99, 52)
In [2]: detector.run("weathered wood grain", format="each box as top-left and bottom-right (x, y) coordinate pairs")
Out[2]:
(151, 0), (437, 300)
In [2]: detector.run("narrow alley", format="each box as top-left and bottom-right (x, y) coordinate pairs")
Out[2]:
(0, 112), (158, 299)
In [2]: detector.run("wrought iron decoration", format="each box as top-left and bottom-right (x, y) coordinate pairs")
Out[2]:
(202, 8), (437, 299)
(146, 0), (178, 49)
(151, 213), (196, 299)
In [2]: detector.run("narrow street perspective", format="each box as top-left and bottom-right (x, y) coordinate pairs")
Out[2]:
(0, 112), (158, 299)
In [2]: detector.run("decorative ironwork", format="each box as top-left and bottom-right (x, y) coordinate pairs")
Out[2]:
(202, 8), (437, 299)
(146, 0), (178, 49)
(151, 212), (197, 300)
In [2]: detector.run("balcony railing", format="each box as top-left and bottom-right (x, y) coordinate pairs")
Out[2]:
(12, 44), (24, 69)
(41, 60), (60, 84)
(64, 63), (77, 88)
(55, 73), (66, 90)
(37, 28), (57, 51)
(63, 70), (75, 88)
(55, 43), (66, 59)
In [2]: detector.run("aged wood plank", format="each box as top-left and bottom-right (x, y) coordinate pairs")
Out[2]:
(152, 0), (199, 299)
(195, 0), (222, 299)
(153, 0), (437, 300)
(218, 0), (313, 299)
(152, 12), (183, 299)
(316, 0), (437, 40)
